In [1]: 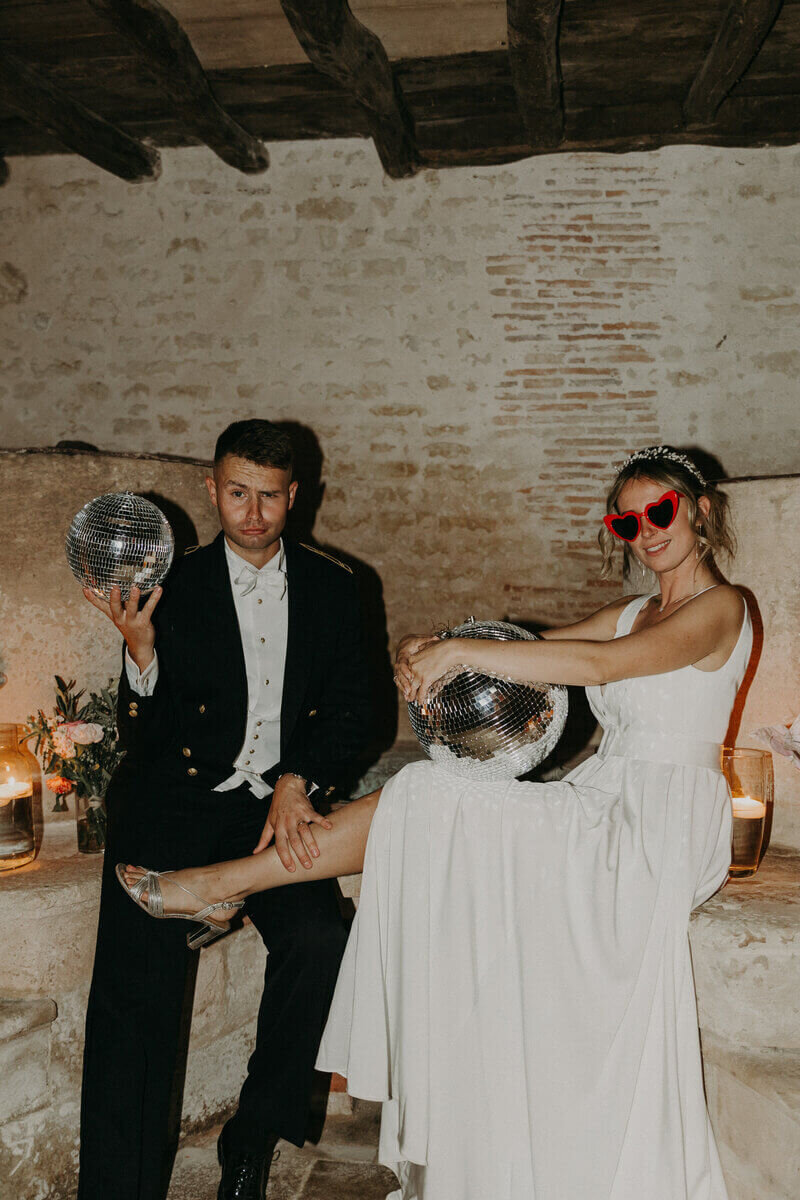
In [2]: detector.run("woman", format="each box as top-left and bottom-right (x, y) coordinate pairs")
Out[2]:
(119, 445), (750, 1200)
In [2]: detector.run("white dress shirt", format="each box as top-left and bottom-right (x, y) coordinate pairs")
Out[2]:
(125, 538), (289, 798)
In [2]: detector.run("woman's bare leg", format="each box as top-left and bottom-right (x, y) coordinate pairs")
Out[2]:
(120, 789), (381, 918)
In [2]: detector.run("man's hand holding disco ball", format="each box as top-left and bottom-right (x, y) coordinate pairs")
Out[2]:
(65, 491), (175, 671)
(82, 583), (162, 673)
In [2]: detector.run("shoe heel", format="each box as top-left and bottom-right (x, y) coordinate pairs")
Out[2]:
(187, 922), (226, 950)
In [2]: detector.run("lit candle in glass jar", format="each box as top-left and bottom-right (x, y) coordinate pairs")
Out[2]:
(0, 776), (33, 804)
(0, 725), (37, 871)
(730, 794), (767, 877)
(732, 795), (767, 820)
(0, 776), (35, 863)
(723, 747), (772, 880)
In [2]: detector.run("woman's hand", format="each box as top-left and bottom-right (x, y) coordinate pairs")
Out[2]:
(394, 633), (439, 697)
(404, 638), (464, 704)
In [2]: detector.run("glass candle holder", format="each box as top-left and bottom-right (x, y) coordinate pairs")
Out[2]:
(722, 747), (774, 880)
(0, 724), (38, 871)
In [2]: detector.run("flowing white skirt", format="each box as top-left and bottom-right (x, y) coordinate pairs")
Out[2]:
(317, 758), (732, 1200)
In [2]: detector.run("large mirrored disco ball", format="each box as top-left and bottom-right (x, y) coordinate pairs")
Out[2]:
(408, 619), (568, 781)
(65, 492), (175, 600)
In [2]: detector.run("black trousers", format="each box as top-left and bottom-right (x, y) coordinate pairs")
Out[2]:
(77, 769), (349, 1200)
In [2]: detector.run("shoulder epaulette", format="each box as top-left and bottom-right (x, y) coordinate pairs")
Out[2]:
(183, 545), (200, 555)
(300, 543), (353, 574)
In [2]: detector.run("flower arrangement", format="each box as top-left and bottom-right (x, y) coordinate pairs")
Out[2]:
(23, 676), (122, 853)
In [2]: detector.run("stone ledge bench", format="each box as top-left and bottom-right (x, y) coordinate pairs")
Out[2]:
(691, 845), (800, 1199)
(1, 746), (798, 1200)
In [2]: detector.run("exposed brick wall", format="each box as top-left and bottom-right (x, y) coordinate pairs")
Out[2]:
(1, 142), (798, 658)
(489, 162), (670, 621)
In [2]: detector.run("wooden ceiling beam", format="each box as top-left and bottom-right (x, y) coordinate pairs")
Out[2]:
(684, 0), (785, 124)
(507, 0), (565, 148)
(0, 49), (160, 182)
(86, 0), (269, 173)
(279, 0), (420, 178)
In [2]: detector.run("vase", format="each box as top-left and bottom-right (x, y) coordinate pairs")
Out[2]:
(75, 790), (107, 854)
(0, 724), (39, 871)
(722, 747), (774, 879)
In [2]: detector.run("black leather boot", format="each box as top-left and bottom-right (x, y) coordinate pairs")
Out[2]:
(217, 1125), (280, 1200)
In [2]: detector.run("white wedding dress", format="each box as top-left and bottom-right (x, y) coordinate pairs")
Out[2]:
(317, 590), (753, 1200)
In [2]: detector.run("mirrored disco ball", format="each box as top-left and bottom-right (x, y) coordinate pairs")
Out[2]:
(408, 619), (568, 781)
(65, 492), (175, 600)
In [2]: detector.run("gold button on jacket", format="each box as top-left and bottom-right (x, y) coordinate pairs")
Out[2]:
(187, 767), (198, 777)
(182, 747), (192, 758)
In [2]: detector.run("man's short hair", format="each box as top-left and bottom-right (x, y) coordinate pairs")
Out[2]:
(214, 420), (294, 475)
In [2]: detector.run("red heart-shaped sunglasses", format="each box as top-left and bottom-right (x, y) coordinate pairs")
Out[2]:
(603, 490), (682, 543)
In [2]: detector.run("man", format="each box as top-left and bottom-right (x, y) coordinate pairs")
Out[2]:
(78, 420), (371, 1200)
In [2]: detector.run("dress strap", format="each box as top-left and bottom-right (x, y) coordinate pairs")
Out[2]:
(692, 584), (721, 598)
(615, 593), (653, 638)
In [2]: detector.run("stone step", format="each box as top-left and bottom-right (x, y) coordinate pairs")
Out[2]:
(0, 997), (57, 1045)
(312, 1101), (382, 1164)
(0, 997), (58, 1127)
(703, 1034), (800, 1200)
(168, 1112), (392, 1200)
(690, 846), (800, 1049)
(0, 996), (59, 1195)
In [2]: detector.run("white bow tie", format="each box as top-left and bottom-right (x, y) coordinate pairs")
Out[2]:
(233, 563), (287, 600)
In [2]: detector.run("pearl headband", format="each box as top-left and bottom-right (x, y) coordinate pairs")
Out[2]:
(616, 445), (706, 486)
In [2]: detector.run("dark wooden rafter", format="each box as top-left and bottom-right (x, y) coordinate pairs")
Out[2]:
(279, 0), (420, 179)
(2, 4), (800, 170)
(0, 49), (160, 182)
(507, 0), (566, 148)
(86, 0), (269, 174)
(684, 0), (785, 124)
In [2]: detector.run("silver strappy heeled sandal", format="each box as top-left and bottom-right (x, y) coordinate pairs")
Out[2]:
(115, 864), (245, 949)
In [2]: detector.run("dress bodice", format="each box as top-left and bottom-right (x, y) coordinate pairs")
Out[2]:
(585, 588), (753, 748)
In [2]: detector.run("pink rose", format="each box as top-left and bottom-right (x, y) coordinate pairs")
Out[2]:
(52, 727), (76, 759)
(62, 721), (104, 746)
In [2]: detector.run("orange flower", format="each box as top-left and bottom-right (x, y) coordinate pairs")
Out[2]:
(46, 776), (73, 795)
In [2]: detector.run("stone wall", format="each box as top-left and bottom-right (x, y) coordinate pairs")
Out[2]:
(1, 140), (799, 645)
(0, 450), (216, 727)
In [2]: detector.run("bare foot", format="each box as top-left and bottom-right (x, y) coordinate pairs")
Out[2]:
(120, 865), (240, 926)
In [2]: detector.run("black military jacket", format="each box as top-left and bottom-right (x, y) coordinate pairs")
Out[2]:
(115, 533), (372, 802)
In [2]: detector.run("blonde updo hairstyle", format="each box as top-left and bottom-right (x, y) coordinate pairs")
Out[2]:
(598, 446), (736, 581)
